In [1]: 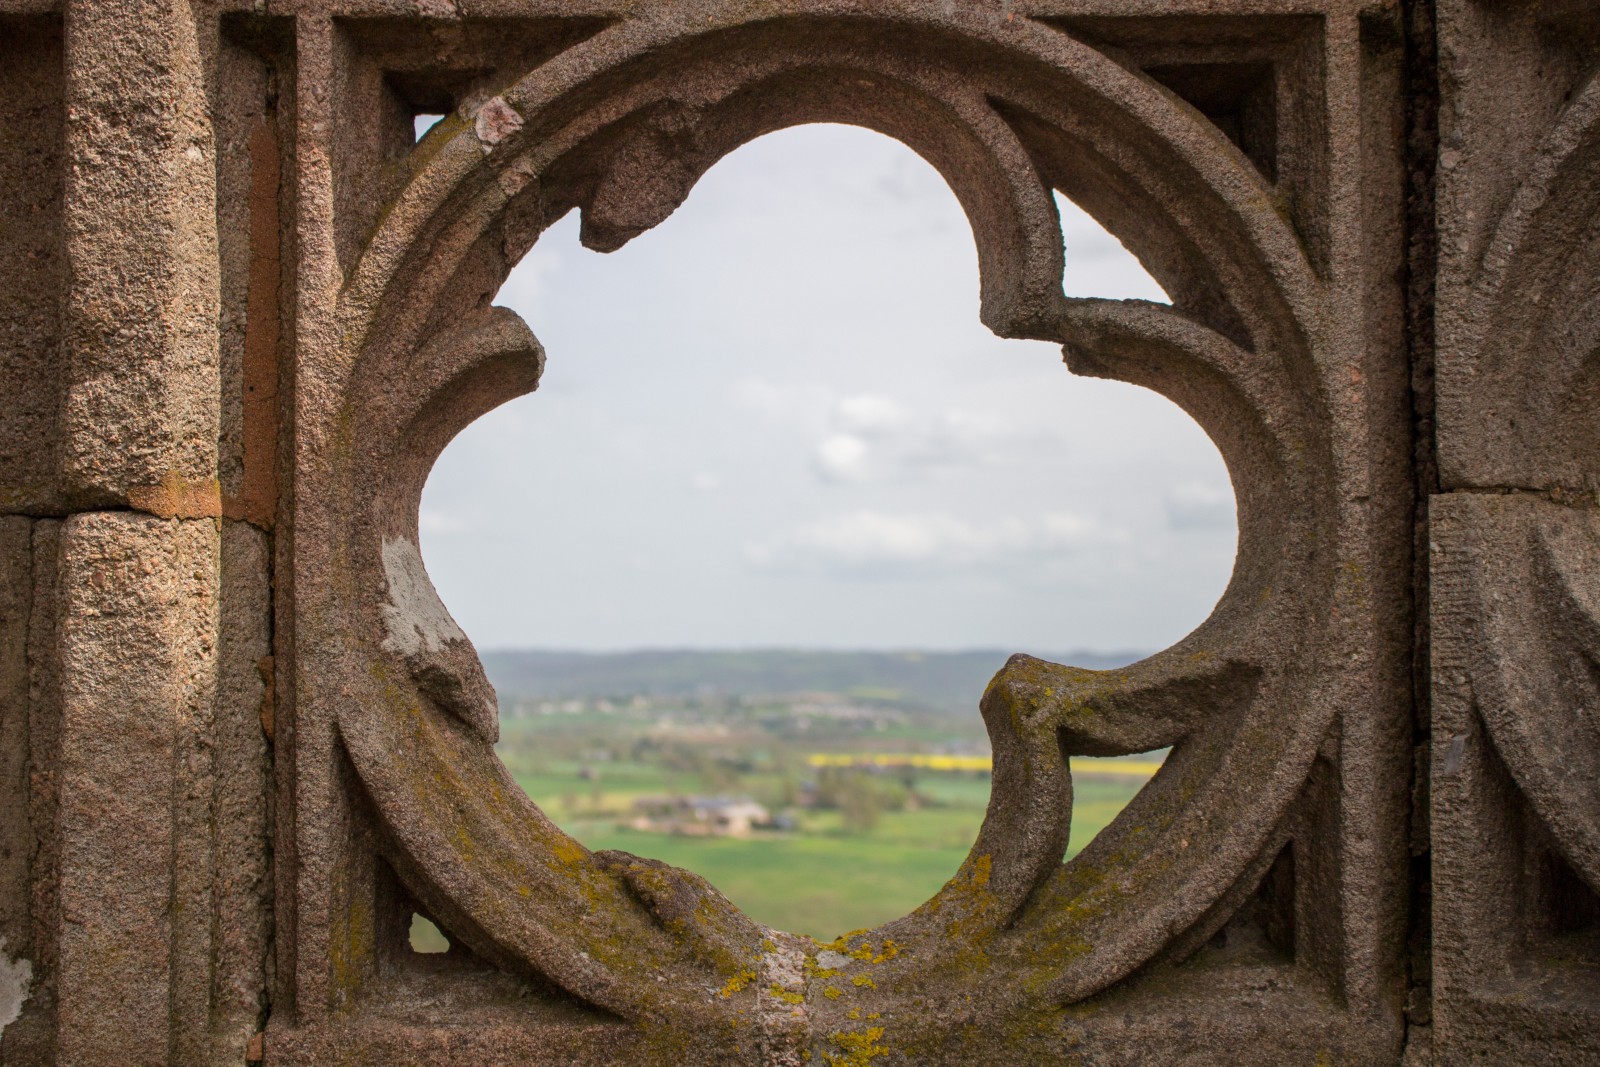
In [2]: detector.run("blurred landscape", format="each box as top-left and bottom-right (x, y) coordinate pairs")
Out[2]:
(413, 649), (1162, 946)
(480, 648), (1137, 715)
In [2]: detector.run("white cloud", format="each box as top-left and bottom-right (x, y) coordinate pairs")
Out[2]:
(814, 433), (871, 482)
(747, 510), (1120, 576)
(811, 403), (1058, 484)
(727, 383), (1065, 488)
(419, 126), (1234, 651)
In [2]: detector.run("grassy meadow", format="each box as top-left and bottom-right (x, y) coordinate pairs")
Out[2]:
(411, 651), (1159, 949)
(496, 742), (1155, 940)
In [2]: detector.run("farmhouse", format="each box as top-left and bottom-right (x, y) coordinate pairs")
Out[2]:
(629, 796), (772, 838)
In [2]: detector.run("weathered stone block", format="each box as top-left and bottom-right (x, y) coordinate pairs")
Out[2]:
(0, 17), (65, 515)
(59, 0), (220, 511)
(0, 1), (1593, 1063)
(0, 517), (34, 1039)
(53, 513), (217, 1066)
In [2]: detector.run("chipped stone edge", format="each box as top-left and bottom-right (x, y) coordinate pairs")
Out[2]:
(756, 933), (811, 1066)
(474, 96), (524, 153)
(0, 935), (32, 1036)
(379, 537), (469, 656)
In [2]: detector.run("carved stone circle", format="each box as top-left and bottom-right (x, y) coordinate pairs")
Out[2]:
(1, 1), (1598, 1065)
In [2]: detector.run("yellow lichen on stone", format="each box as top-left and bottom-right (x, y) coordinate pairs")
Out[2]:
(720, 969), (756, 998)
(824, 1027), (888, 1066)
(551, 835), (586, 867)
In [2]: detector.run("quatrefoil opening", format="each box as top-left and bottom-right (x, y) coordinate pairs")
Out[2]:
(313, 12), (1340, 1052)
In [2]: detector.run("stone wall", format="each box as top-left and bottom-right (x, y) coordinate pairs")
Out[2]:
(0, 1), (1595, 1063)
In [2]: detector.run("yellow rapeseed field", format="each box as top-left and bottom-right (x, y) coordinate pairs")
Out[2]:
(804, 753), (1163, 778)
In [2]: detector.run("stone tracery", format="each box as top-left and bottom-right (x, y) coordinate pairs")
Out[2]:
(323, 8), (1357, 1057)
(0, 1), (1597, 1064)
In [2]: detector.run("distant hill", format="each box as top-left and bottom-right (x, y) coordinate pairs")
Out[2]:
(479, 648), (1145, 716)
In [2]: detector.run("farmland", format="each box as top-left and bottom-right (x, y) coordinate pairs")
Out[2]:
(513, 756), (1154, 939)
(413, 649), (1160, 948)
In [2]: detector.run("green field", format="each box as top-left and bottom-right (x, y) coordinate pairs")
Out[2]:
(503, 757), (1150, 939)
(414, 674), (1160, 948)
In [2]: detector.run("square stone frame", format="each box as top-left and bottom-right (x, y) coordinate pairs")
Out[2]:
(0, 2), (1596, 1065)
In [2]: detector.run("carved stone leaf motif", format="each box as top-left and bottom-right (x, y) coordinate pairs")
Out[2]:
(1440, 66), (1600, 491)
(315, 9), (1344, 1052)
(1431, 57), (1600, 908)
(1440, 495), (1600, 894)
(370, 307), (546, 743)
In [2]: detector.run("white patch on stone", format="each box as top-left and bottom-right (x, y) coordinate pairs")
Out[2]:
(0, 936), (32, 1036)
(474, 96), (524, 151)
(380, 537), (469, 656)
(756, 933), (811, 1065)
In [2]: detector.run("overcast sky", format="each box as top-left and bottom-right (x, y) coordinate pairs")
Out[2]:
(418, 123), (1236, 654)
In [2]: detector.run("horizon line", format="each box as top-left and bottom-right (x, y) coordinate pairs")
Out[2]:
(476, 645), (1151, 657)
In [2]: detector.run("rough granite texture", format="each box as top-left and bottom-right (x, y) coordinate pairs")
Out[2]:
(0, 0), (1595, 1063)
